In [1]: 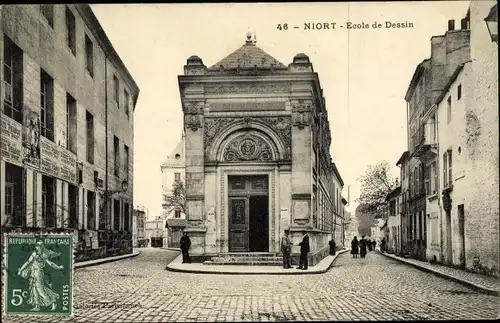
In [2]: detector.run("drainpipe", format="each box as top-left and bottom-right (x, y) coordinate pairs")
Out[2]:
(104, 54), (109, 254)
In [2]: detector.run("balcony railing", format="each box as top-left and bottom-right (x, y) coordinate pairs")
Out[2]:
(411, 124), (437, 158)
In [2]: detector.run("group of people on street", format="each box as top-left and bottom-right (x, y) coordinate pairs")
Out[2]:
(351, 235), (383, 258)
(281, 230), (310, 270)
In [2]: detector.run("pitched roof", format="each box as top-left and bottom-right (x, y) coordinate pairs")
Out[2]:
(209, 36), (286, 70)
(161, 135), (185, 167)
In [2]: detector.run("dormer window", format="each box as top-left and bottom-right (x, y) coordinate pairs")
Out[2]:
(175, 154), (180, 159)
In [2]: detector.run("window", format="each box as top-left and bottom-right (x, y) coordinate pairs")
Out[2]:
(113, 75), (120, 107)
(114, 136), (120, 177)
(40, 69), (54, 141)
(42, 175), (56, 227)
(457, 84), (462, 100)
(86, 111), (94, 163)
(99, 200), (106, 230)
(415, 167), (420, 195)
(66, 93), (77, 154)
(40, 5), (54, 27)
(85, 35), (94, 77)
(448, 150), (453, 186)
(447, 96), (452, 124)
(442, 150), (453, 188)
(87, 191), (96, 230)
(68, 184), (78, 229)
(174, 172), (181, 182)
(424, 165), (430, 195)
(66, 6), (76, 55)
(113, 199), (120, 231)
(124, 89), (130, 119)
(432, 161), (438, 195)
(124, 145), (129, 178)
(3, 36), (23, 123)
(124, 203), (130, 232)
(5, 163), (24, 226)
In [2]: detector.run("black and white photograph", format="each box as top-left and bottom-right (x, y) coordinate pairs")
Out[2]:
(0, 1), (499, 322)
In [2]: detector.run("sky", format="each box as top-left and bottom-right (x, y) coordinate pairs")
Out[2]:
(91, 1), (471, 218)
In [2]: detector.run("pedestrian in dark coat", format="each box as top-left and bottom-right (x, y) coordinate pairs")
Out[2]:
(359, 235), (367, 258)
(380, 238), (387, 253)
(297, 231), (310, 270)
(367, 239), (373, 252)
(351, 236), (359, 258)
(372, 239), (377, 250)
(329, 239), (336, 255)
(180, 232), (191, 263)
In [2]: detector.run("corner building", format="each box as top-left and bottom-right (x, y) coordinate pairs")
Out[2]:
(0, 5), (139, 259)
(178, 35), (338, 265)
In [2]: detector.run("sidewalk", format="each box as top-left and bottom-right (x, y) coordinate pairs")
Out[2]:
(166, 249), (350, 275)
(380, 251), (500, 296)
(75, 250), (140, 269)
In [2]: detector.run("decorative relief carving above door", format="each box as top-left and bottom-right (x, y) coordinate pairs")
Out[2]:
(204, 116), (291, 161)
(223, 134), (273, 162)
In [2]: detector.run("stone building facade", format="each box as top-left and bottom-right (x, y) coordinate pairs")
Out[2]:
(434, 1), (498, 275)
(178, 34), (340, 265)
(161, 134), (187, 248)
(404, 19), (470, 261)
(0, 5), (139, 260)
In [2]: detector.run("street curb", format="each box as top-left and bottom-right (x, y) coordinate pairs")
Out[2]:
(161, 247), (181, 252)
(165, 249), (350, 275)
(379, 251), (500, 296)
(75, 251), (140, 269)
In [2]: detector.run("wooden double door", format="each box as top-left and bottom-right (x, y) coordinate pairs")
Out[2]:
(228, 175), (269, 252)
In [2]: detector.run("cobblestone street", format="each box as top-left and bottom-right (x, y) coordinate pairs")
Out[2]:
(4, 248), (500, 322)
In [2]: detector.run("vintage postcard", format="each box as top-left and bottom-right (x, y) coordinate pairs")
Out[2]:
(2, 234), (74, 317)
(0, 1), (498, 322)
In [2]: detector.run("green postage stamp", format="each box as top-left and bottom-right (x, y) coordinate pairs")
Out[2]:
(2, 233), (74, 317)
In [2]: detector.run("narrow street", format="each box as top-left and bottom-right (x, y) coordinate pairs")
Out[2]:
(5, 248), (499, 322)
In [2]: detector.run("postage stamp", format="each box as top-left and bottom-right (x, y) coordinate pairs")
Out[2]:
(2, 233), (74, 317)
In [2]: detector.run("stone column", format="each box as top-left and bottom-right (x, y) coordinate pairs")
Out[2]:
(290, 98), (313, 229)
(182, 55), (208, 256)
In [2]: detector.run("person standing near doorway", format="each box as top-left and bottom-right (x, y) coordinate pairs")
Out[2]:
(180, 232), (191, 263)
(281, 229), (293, 269)
(297, 230), (310, 270)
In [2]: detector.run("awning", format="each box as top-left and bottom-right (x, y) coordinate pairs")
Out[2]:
(165, 218), (187, 228)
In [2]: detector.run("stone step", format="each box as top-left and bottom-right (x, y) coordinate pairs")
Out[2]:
(210, 256), (283, 262)
(203, 261), (283, 266)
(219, 253), (278, 257)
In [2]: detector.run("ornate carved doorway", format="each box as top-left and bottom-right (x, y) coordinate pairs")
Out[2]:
(228, 175), (269, 252)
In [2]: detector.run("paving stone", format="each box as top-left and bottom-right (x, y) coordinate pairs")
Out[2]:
(3, 248), (500, 322)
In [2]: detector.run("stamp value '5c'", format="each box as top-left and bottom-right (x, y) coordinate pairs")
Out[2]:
(3, 233), (74, 317)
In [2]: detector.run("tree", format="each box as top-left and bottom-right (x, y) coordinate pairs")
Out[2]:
(356, 160), (399, 218)
(163, 181), (186, 215)
(355, 204), (378, 236)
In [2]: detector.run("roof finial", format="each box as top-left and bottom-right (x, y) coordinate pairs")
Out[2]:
(253, 29), (257, 44)
(245, 31), (253, 45)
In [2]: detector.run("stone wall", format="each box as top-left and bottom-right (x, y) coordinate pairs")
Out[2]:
(464, 0), (499, 276)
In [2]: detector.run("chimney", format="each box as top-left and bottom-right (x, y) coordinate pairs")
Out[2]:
(448, 19), (455, 31)
(460, 18), (469, 30)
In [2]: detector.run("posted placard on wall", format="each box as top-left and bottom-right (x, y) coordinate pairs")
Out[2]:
(0, 115), (23, 166)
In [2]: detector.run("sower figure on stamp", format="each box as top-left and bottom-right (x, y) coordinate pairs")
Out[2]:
(180, 232), (191, 263)
(17, 241), (64, 312)
(281, 229), (293, 269)
(297, 230), (310, 270)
